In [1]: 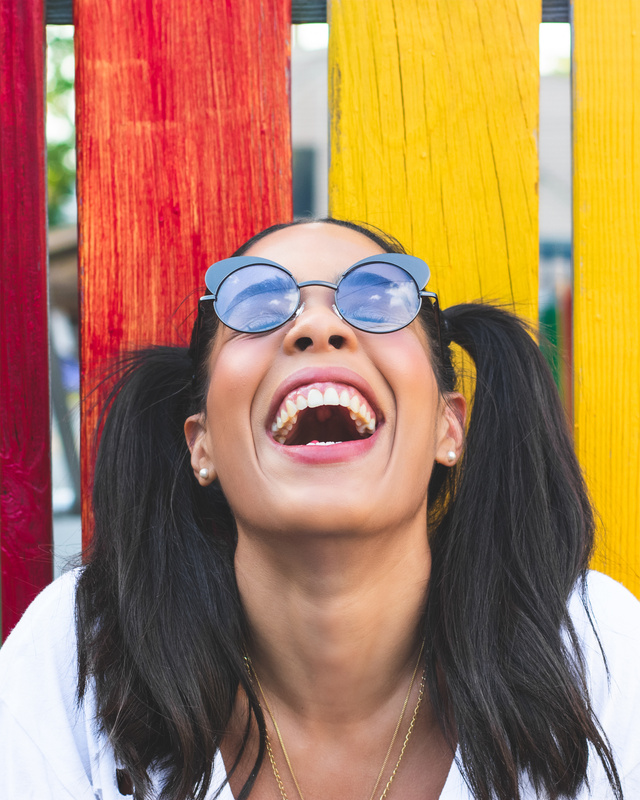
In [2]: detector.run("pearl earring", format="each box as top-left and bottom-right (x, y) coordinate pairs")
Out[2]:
(199, 468), (210, 479)
(447, 451), (456, 462)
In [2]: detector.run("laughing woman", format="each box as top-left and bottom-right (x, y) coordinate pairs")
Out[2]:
(1, 219), (640, 800)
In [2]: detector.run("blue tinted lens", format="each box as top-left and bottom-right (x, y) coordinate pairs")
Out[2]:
(335, 263), (421, 332)
(215, 265), (299, 332)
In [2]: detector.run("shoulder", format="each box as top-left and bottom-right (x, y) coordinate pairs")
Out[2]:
(568, 571), (640, 796)
(568, 570), (640, 666)
(0, 567), (80, 702)
(582, 568), (640, 620)
(567, 570), (640, 701)
(0, 567), (82, 746)
(0, 569), (115, 798)
(5, 565), (80, 630)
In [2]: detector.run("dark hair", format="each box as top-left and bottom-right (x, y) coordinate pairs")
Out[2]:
(76, 218), (622, 800)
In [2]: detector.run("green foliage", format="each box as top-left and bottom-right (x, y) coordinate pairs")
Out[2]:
(47, 27), (76, 227)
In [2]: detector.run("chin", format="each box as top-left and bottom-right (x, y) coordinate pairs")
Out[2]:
(272, 491), (388, 539)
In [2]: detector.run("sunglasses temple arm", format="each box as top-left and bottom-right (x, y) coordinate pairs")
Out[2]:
(189, 298), (214, 367)
(421, 291), (445, 365)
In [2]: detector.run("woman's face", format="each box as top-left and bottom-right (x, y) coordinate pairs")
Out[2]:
(186, 223), (464, 542)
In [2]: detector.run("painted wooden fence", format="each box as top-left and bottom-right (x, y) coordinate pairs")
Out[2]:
(572, 2), (640, 593)
(74, 0), (292, 542)
(1, 0), (53, 637)
(1, 0), (639, 639)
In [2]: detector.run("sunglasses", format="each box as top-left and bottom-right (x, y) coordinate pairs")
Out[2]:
(200, 253), (440, 336)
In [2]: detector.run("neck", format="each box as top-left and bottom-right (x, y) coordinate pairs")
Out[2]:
(235, 520), (431, 725)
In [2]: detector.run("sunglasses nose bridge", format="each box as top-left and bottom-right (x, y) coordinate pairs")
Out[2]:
(297, 279), (338, 292)
(295, 280), (340, 314)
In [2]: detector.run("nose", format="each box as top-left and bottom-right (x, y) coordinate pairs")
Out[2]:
(282, 288), (358, 353)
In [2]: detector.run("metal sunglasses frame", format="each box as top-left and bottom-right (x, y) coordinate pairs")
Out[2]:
(200, 253), (440, 337)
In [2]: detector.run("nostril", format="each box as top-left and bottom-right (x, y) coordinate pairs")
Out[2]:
(295, 336), (313, 351)
(329, 335), (345, 349)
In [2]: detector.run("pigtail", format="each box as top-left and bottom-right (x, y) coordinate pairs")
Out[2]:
(424, 304), (622, 800)
(76, 347), (264, 800)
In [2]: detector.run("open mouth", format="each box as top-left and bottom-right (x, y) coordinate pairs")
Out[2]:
(270, 382), (378, 446)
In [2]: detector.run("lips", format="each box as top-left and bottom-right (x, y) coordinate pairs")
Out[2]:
(267, 368), (382, 448)
(271, 382), (376, 445)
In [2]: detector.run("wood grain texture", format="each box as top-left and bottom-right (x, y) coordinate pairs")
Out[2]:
(328, 0), (540, 320)
(572, 1), (640, 597)
(75, 0), (292, 544)
(0, 0), (53, 640)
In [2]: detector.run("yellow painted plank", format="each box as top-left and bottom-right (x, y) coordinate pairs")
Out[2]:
(572, 1), (640, 597)
(328, 0), (540, 320)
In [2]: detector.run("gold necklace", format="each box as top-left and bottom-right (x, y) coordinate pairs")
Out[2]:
(244, 643), (425, 800)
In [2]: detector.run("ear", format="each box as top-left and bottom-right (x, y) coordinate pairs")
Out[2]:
(184, 413), (217, 485)
(434, 393), (466, 466)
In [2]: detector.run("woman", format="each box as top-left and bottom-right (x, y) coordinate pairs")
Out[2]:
(1, 219), (639, 800)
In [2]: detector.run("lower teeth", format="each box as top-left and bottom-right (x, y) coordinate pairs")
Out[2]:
(305, 441), (341, 446)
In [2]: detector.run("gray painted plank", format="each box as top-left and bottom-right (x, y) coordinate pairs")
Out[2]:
(47, 1), (570, 27)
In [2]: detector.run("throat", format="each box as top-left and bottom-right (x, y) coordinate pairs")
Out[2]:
(235, 548), (433, 726)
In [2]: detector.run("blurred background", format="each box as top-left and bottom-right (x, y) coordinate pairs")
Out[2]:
(47, 22), (572, 575)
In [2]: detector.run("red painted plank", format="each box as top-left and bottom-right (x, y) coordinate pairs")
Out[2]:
(0, 0), (53, 640)
(75, 0), (292, 543)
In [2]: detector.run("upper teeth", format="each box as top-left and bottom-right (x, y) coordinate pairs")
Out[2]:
(271, 383), (377, 444)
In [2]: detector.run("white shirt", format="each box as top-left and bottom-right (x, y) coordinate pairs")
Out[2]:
(1, 569), (639, 799)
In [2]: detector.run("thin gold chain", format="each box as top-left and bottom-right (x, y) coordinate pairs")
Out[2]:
(256, 681), (305, 800)
(264, 732), (292, 800)
(378, 669), (425, 800)
(363, 645), (425, 800)
(244, 643), (425, 800)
